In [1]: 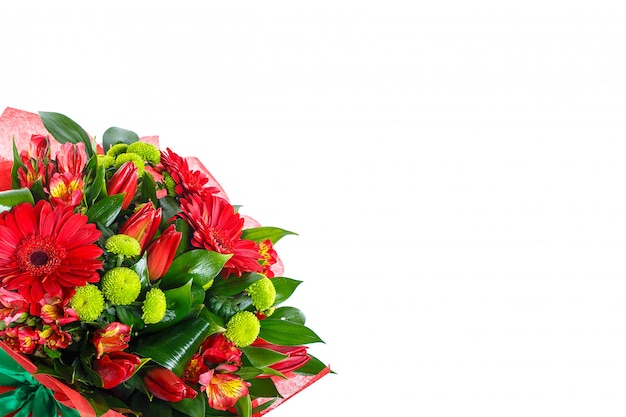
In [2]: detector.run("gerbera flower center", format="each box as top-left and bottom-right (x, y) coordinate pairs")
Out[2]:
(16, 235), (66, 276)
(209, 228), (233, 253)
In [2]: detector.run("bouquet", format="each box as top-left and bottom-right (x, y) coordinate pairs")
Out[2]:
(0, 107), (330, 417)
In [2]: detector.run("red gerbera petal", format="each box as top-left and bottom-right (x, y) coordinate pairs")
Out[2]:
(0, 201), (103, 312)
(160, 148), (220, 199)
(179, 194), (262, 277)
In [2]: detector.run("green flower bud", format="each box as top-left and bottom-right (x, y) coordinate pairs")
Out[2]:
(224, 311), (260, 347)
(246, 277), (276, 311)
(105, 234), (141, 257)
(127, 142), (161, 165)
(142, 288), (167, 324)
(101, 267), (141, 305)
(70, 284), (105, 322)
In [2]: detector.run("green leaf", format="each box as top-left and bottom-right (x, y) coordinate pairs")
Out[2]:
(130, 252), (150, 290)
(209, 272), (264, 297)
(86, 194), (124, 226)
(168, 391), (206, 417)
(102, 126), (139, 152)
(0, 188), (33, 212)
(272, 277), (302, 305)
(234, 395), (252, 417)
(241, 227), (297, 244)
(160, 250), (231, 290)
(140, 170), (158, 206)
(131, 312), (211, 376)
(85, 155), (106, 204)
(293, 354), (330, 376)
(272, 306), (306, 325)
(115, 304), (145, 329)
(39, 111), (95, 156)
(259, 318), (324, 346)
(247, 378), (281, 399)
(10, 138), (24, 189)
(241, 346), (288, 368)
(159, 196), (180, 227)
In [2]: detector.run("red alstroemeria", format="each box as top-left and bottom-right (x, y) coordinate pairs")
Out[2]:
(179, 194), (262, 277)
(39, 295), (79, 326)
(55, 142), (87, 176)
(146, 224), (181, 281)
(92, 322), (131, 359)
(160, 148), (219, 199)
(119, 202), (162, 251)
(0, 288), (28, 325)
(1, 324), (39, 354)
(93, 351), (141, 389)
(38, 323), (72, 350)
(144, 367), (197, 402)
(106, 161), (138, 210)
(0, 200), (103, 312)
(199, 369), (249, 411)
(48, 172), (85, 208)
(18, 134), (54, 189)
(258, 239), (278, 278)
(183, 333), (242, 384)
(252, 338), (311, 375)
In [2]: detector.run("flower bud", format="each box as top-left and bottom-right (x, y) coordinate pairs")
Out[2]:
(144, 367), (197, 402)
(106, 161), (138, 209)
(93, 351), (141, 389)
(119, 203), (162, 251)
(146, 224), (181, 281)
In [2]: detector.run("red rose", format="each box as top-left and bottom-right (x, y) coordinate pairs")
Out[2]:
(93, 351), (141, 389)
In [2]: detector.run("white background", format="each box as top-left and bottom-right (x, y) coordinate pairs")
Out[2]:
(2, 1), (626, 416)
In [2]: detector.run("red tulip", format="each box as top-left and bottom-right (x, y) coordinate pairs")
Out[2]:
(119, 202), (163, 251)
(93, 351), (141, 389)
(146, 224), (181, 281)
(106, 161), (138, 209)
(144, 367), (197, 402)
(251, 339), (310, 374)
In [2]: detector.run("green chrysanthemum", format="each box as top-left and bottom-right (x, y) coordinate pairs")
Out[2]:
(142, 288), (167, 324)
(101, 267), (141, 305)
(127, 142), (161, 165)
(106, 143), (129, 158)
(69, 284), (105, 322)
(97, 154), (116, 169)
(246, 277), (276, 310)
(114, 153), (145, 176)
(162, 171), (177, 196)
(224, 311), (260, 347)
(105, 234), (141, 257)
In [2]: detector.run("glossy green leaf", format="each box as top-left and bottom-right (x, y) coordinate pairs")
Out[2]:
(259, 318), (324, 346)
(85, 155), (106, 204)
(131, 312), (211, 376)
(85, 194), (124, 226)
(168, 391), (205, 417)
(10, 139), (24, 189)
(130, 252), (150, 290)
(247, 378), (281, 399)
(272, 306), (306, 325)
(115, 305), (145, 330)
(140, 171), (157, 206)
(241, 227), (297, 244)
(159, 196), (180, 227)
(102, 126), (139, 152)
(293, 354), (330, 376)
(241, 346), (287, 368)
(0, 188), (34, 212)
(209, 272), (264, 297)
(160, 250), (231, 290)
(39, 111), (94, 156)
(234, 395), (252, 417)
(272, 277), (302, 305)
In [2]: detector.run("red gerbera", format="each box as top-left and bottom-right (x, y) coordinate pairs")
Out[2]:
(179, 194), (262, 277)
(0, 200), (103, 312)
(160, 147), (220, 199)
